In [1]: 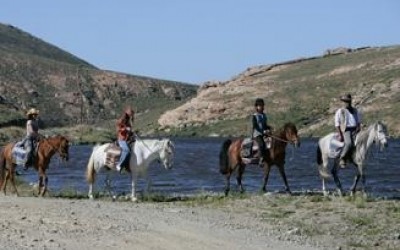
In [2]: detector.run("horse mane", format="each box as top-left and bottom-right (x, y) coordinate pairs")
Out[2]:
(355, 122), (380, 146)
(275, 122), (297, 136)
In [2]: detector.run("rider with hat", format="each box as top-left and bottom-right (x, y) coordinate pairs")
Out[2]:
(116, 107), (135, 172)
(23, 108), (40, 169)
(252, 98), (272, 167)
(334, 94), (361, 167)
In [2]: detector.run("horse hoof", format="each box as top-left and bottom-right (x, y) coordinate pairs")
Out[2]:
(112, 195), (117, 202)
(323, 191), (329, 197)
(88, 195), (94, 200)
(131, 197), (138, 202)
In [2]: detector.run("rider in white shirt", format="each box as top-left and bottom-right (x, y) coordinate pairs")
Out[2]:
(334, 94), (361, 167)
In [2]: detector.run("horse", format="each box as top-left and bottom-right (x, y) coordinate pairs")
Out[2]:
(219, 122), (300, 196)
(0, 135), (70, 196)
(86, 138), (175, 202)
(316, 121), (388, 196)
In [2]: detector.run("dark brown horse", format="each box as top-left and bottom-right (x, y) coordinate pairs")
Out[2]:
(219, 122), (300, 196)
(0, 135), (69, 196)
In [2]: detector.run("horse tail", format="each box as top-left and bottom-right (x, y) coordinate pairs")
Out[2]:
(0, 148), (6, 185)
(316, 144), (322, 165)
(219, 139), (232, 175)
(86, 148), (96, 184)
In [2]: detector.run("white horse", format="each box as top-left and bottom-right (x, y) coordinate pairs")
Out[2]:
(316, 121), (388, 196)
(86, 138), (175, 201)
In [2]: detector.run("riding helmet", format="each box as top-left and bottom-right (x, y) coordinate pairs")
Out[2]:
(340, 94), (352, 103)
(254, 98), (265, 106)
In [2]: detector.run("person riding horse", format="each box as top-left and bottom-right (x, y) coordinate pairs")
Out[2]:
(22, 108), (40, 170)
(252, 98), (272, 167)
(334, 94), (362, 168)
(116, 107), (135, 172)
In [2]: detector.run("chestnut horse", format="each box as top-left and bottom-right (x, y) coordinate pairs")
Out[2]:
(0, 135), (69, 196)
(219, 123), (300, 196)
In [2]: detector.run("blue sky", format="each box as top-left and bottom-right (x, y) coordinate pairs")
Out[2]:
(1, 1), (399, 84)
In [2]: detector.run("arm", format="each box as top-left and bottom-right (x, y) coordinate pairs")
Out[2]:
(334, 110), (344, 141)
(262, 114), (271, 135)
(252, 115), (263, 135)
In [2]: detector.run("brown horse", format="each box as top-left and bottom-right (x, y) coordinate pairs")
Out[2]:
(219, 122), (300, 196)
(0, 135), (69, 196)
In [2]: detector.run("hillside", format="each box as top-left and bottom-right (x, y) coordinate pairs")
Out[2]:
(158, 45), (400, 137)
(0, 23), (197, 142)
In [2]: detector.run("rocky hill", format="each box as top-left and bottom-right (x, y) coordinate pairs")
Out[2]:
(159, 45), (400, 137)
(0, 23), (197, 142)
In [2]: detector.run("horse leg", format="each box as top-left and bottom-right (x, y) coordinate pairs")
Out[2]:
(1, 169), (10, 195)
(331, 160), (343, 196)
(261, 163), (271, 192)
(224, 172), (231, 196)
(358, 164), (367, 197)
(130, 171), (137, 202)
(42, 175), (49, 196)
(37, 168), (47, 196)
(277, 164), (291, 194)
(105, 173), (117, 201)
(88, 181), (94, 200)
(322, 178), (328, 196)
(236, 164), (245, 193)
(10, 166), (19, 196)
(350, 165), (361, 196)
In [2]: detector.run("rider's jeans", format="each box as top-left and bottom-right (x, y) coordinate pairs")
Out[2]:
(117, 140), (130, 167)
(340, 128), (356, 160)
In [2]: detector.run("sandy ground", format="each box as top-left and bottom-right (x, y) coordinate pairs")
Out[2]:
(0, 193), (399, 250)
(0, 196), (315, 250)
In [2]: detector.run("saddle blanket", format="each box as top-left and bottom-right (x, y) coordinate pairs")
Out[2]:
(240, 137), (271, 159)
(104, 143), (122, 169)
(12, 146), (27, 165)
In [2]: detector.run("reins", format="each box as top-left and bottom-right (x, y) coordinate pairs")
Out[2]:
(268, 134), (293, 144)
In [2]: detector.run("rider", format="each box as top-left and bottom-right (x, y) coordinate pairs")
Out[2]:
(334, 93), (361, 168)
(116, 107), (135, 172)
(23, 108), (40, 169)
(252, 98), (272, 167)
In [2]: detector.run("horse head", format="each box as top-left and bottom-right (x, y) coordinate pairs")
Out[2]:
(46, 135), (70, 162)
(283, 123), (300, 147)
(374, 122), (388, 150)
(159, 139), (175, 169)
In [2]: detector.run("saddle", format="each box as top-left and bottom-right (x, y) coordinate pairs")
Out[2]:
(240, 137), (272, 165)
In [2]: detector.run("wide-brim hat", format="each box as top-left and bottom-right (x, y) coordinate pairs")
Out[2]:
(340, 94), (352, 103)
(26, 108), (40, 116)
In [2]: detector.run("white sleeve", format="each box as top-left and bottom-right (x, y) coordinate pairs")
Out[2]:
(334, 109), (341, 127)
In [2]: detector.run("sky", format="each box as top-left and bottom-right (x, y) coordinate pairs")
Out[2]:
(1, 1), (399, 84)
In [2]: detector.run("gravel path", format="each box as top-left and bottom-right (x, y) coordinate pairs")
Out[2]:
(0, 196), (316, 250)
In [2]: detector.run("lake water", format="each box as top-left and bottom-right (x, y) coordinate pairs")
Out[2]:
(18, 138), (400, 198)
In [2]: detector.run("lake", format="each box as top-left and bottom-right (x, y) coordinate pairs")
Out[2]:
(18, 138), (400, 198)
